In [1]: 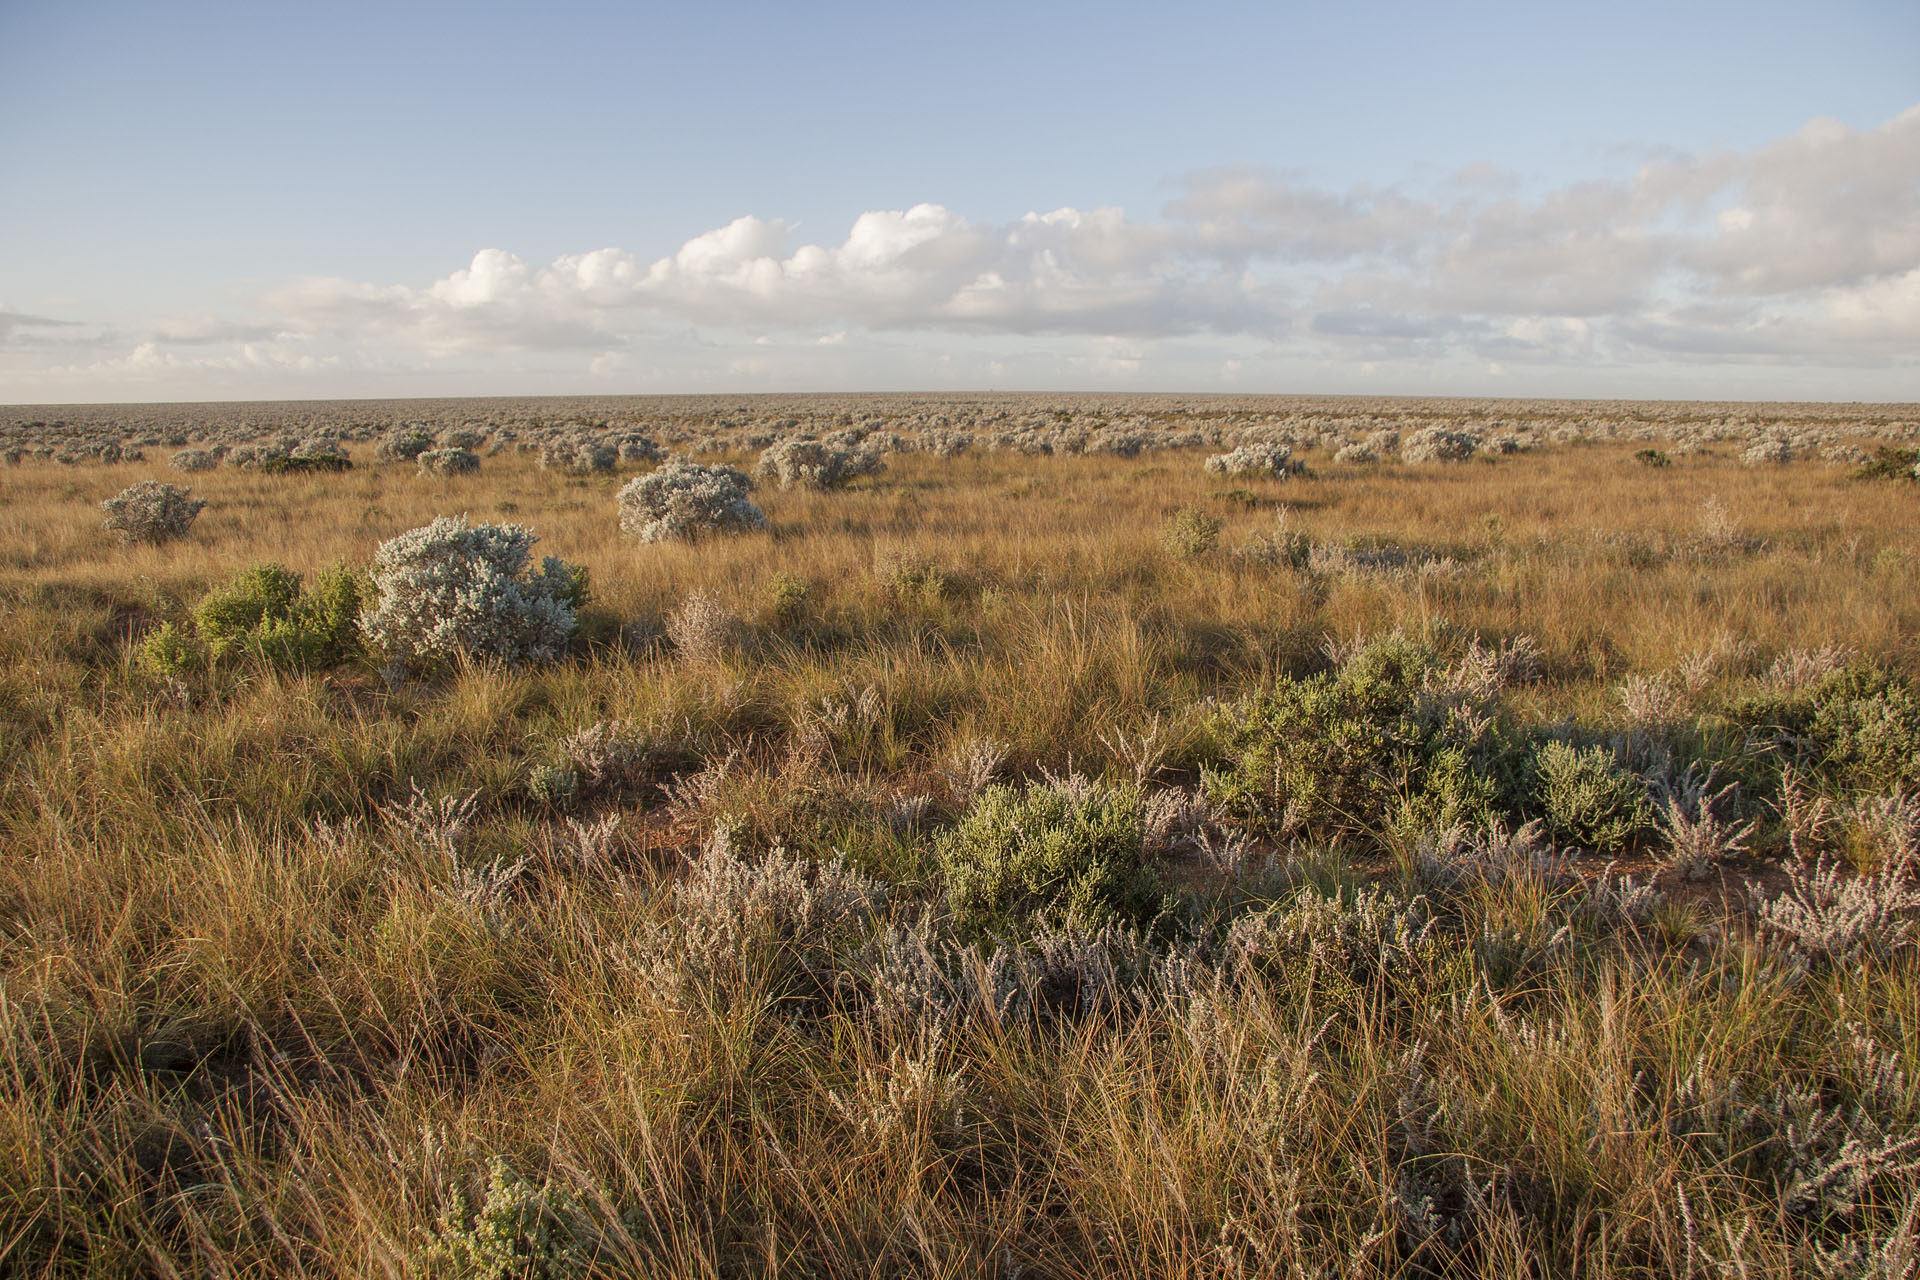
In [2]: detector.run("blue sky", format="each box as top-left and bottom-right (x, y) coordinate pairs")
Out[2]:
(2, 0), (1917, 402)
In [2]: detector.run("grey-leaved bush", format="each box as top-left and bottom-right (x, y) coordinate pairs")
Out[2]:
(100, 480), (206, 545)
(754, 439), (885, 490)
(360, 517), (586, 673)
(616, 461), (766, 543)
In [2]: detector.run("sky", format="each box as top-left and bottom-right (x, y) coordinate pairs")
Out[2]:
(2, 0), (1917, 404)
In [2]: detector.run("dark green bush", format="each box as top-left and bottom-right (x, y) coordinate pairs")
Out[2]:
(1527, 738), (1648, 853)
(936, 779), (1160, 933)
(1634, 448), (1672, 468)
(1203, 632), (1515, 842)
(1855, 447), (1918, 481)
(1727, 665), (1920, 796)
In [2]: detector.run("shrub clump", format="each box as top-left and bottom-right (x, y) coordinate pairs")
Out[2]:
(100, 481), (206, 545)
(169, 448), (218, 473)
(144, 562), (364, 674)
(1204, 443), (1296, 478)
(617, 461), (766, 544)
(754, 439), (886, 491)
(1528, 739), (1649, 854)
(374, 427), (436, 462)
(1728, 664), (1920, 797)
(1203, 632), (1512, 841)
(936, 777), (1161, 934)
(1855, 447), (1919, 482)
(360, 518), (587, 673)
(540, 440), (616, 474)
(1400, 428), (1478, 464)
(1161, 506), (1222, 559)
(417, 448), (481, 477)
(1741, 439), (1793, 467)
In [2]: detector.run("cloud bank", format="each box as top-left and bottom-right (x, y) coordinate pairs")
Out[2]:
(5, 104), (1917, 400)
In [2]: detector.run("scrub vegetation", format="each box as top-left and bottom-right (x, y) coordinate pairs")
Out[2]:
(3, 392), (1919, 1277)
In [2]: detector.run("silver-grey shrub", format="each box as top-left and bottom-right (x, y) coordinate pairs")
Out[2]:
(754, 438), (885, 490)
(100, 480), (206, 545)
(417, 448), (480, 477)
(616, 461), (766, 544)
(1400, 427), (1479, 463)
(360, 517), (583, 673)
(1204, 443), (1295, 478)
(169, 448), (218, 473)
(374, 427), (435, 462)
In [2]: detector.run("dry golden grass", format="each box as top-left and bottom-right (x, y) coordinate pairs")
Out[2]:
(2, 435), (1919, 1277)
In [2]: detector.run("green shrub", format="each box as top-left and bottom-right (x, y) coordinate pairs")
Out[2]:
(193, 562), (364, 669)
(1528, 739), (1648, 853)
(936, 778), (1160, 933)
(1204, 632), (1515, 842)
(1855, 446), (1918, 481)
(1161, 506), (1222, 559)
(1724, 665), (1920, 796)
(1634, 448), (1672, 468)
(138, 620), (204, 678)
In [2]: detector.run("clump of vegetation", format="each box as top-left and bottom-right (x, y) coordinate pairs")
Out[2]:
(374, 426), (436, 462)
(755, 438), (886, 490)
(359, 517), (587, 673)
(616, 461), (766, 543)
(1400, 427), (1478, 463)
(168, 447), (218, 473)
(417, 447), (480, 476)
(1856, 446), (1919, 481)
(936, 776), (1160, 933)
(191, 562), (363, 669)
(1204, 631), (1513, 842)
(1528, 738), (1649, 853)
(1728, 664), (1920, 797)
(1204, 442), (1296, 478)
(539, 439), (616, 474)
(1634, 447), (1672, 468)
(1161, 505), (1222, 559)
(100, 479), (206, 544)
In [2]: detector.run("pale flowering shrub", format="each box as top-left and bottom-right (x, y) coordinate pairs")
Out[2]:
(359, 517), (586, 673)
(1741, 438), (1794, 467)
(416, 447), (480, 477)
(1400, 427), (1479, 463)
(1204, 443), (1295, 478)
(373, 427), (435, 462)
(616, 461), (766, 543)
(100, 480), (206, 545)
(754, 439), (885, 490)
(168, 448), (218, 473)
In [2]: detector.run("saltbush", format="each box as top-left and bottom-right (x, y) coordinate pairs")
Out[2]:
(1528, 739), (1649, 853)
(616, 461), (766, 543)
(1400, 428), (1478, 463)
(1204, 632), (1514, 841)
(360, 518), (586, 673)
(754, 439), (885, 491)
(417, 448), (481, 477)
(100, 481), (206, 545)
(1204, 443), (1295, 478)
(374, 428), (436, 462)
(1728, 665), (1920, 796)
(936, 777), (1160, 934)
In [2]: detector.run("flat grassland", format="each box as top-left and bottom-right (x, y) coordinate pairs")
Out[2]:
(4, 397), (1920, 1277)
